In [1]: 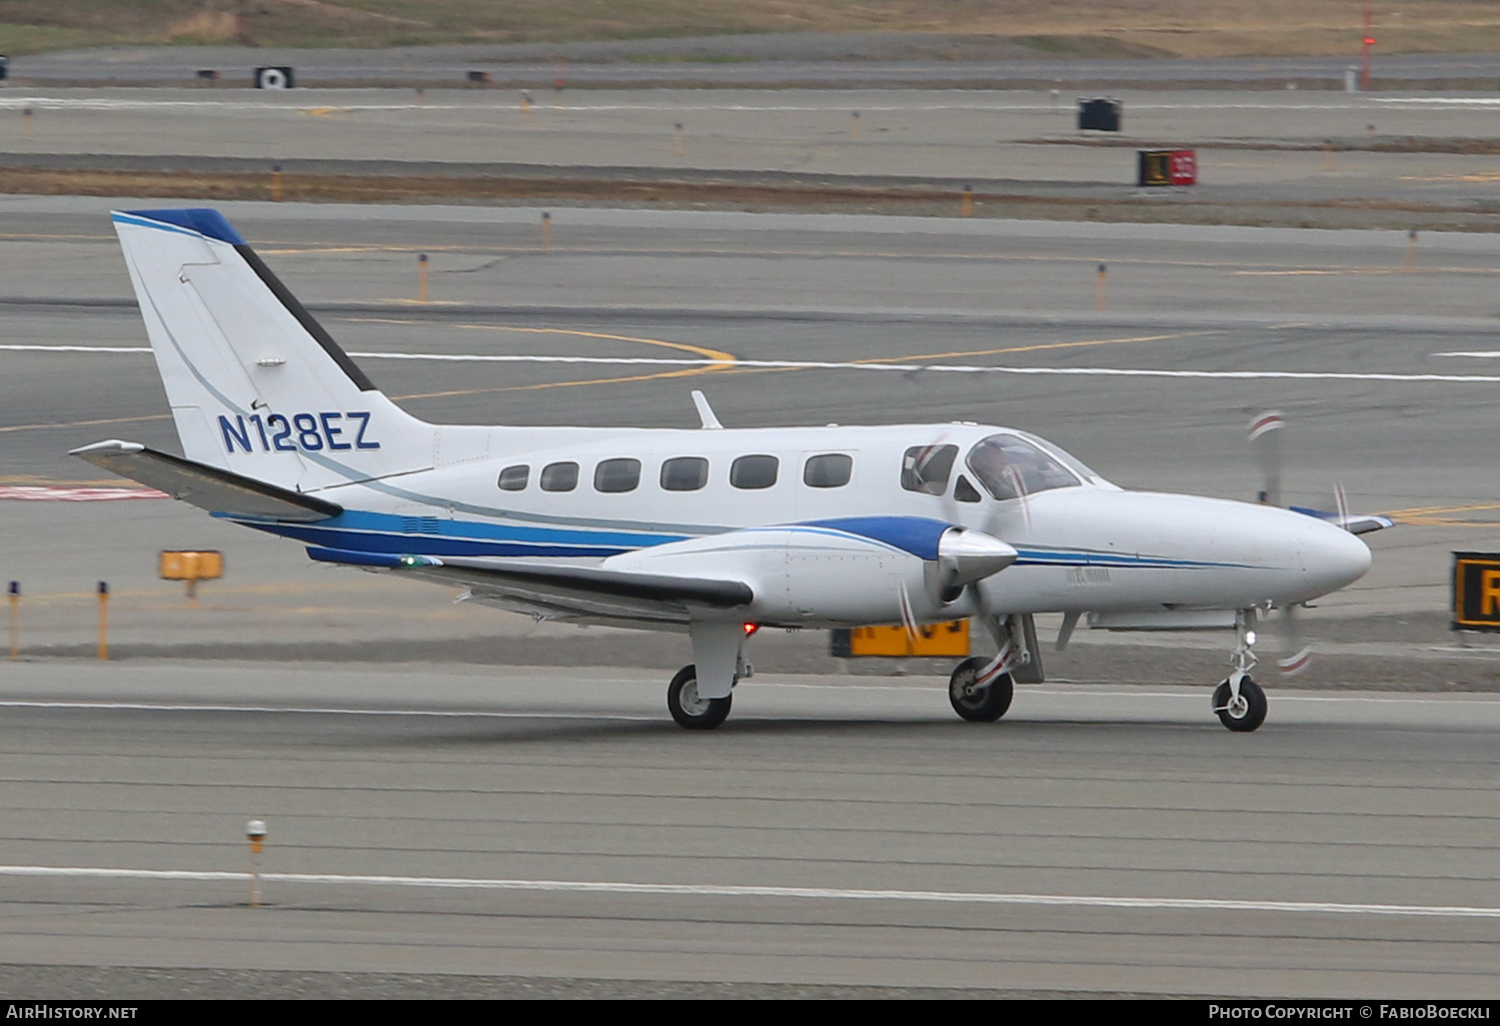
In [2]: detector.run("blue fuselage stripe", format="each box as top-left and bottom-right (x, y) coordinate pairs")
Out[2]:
(238, 509), (1254, 570)
(250, 521), (631, 558)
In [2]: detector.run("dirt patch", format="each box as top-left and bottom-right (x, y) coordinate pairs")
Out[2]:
(6, 3), (1500, 58)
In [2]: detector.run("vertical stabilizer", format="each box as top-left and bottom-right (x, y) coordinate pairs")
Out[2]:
(112, 208), (435, 492)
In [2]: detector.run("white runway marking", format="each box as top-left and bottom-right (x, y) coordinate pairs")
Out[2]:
(0, 97), (1405, 114)
(0, 700), (656, 721)
(1373, 98), (1500, 107)
(0, 486), (167, 501)
(8, 344), (1500, 384)
(1433, 350), (1500, 358)
(765, 684), (1500, 706)
(3, 864), (1497, 919)
(0, 345), (151, 354)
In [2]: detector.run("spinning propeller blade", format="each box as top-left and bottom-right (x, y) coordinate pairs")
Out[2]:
(1275, 604), (1313, 677)
(1246, 411), (1390, 677)
(1249, 410), (1313, 674)
(897, 580), (920, 643)
(1247, 410), (1284, 507)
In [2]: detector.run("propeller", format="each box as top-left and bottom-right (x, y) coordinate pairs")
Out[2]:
(1248, 408), (1391, 533)
(893, 436), (1024, 676)
(1246, 410), (1313, 676)
(926, 439), (1030, 681)
(895, 438), (1017, 641)
(1246, 410), (1390, 676)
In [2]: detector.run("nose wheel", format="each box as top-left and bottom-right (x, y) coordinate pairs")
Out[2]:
(1213, 676), (1266, 731)
(1212, 610), (1268, 732)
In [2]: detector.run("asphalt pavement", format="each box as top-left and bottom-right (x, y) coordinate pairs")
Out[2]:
(1, 661), (1497, 997)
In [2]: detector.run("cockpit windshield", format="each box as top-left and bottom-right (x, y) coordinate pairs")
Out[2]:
(965, 433), (1082, 500)
(1013, 430), (1110, 486)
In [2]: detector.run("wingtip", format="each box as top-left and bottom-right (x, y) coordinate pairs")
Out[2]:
(68, 439), (145, 457)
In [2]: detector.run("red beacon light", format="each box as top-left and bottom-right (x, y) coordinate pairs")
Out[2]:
(742, 622), (760, 637)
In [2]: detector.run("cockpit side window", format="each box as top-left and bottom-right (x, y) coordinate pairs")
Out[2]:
(966, 434), (1081, 500)
(900, 444), (958, 495)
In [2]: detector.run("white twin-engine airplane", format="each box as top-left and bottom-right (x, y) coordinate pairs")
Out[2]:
(76, 209), (1384, 733)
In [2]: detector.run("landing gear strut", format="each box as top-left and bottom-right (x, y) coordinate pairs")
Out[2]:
(1213, 610), (1268, 732)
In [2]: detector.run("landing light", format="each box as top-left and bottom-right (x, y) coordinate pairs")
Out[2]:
(1244, 630), (1257, 646)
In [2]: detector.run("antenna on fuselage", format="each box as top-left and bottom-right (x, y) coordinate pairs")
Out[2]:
(691, 390), (724, 430)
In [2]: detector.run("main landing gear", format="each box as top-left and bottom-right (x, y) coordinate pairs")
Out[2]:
(668, 621), (746, 730)
(946, 614), (1037, 723)
(948, 657), (1013, 721)
(667, 664), (732, 730)
(1213, 610), (1268, 732)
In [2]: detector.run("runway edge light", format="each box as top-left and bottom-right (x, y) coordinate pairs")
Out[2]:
(7, 581), (17, 661)
(247, 820), (267, 907)
(96, 581), (107, 661)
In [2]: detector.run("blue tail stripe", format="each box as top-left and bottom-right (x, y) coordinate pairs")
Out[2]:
(117, 208), (247, 245)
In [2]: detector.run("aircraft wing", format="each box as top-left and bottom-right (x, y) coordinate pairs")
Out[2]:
(71, 440), (341, 522)
(307, 547), (754, 624)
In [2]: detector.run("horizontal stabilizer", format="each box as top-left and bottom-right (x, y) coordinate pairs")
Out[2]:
(71, 440), (341, 522)
(307, 547), (753, 621)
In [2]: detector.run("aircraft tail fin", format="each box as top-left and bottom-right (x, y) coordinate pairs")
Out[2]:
(111, 208), (434, 492)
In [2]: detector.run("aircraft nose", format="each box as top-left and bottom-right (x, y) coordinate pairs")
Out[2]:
(1300, 519), (1373, 595)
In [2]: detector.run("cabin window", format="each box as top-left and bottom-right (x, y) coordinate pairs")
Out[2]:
(661, 456), (709, 492)
(901, 444), (958, 495)
(731, 454), (779, 490)
(594, 458), (642, 493)
(540, 461), (579, 492)
(955, 474), (982, 503)
(803, 453), (852, 488)
(966, 434), (1081, 500)
(497, 464), (529, 491)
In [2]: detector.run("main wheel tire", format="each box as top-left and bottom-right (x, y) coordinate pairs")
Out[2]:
(1213, 677), (1267, 732)
(667, 664), (732, 730)
(948, 656), (1014, 722)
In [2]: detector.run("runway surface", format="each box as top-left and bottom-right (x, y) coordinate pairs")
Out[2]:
(8, 88), (1500, 215)
(4, 197), (1500, 994)
(1, 660), (1498, 997)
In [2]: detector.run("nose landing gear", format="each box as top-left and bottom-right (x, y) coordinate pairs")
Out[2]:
(1213, 610), (1267, 732)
